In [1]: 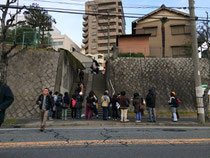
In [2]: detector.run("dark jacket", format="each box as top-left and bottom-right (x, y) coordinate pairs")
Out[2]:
(133, 96), (144, 113)
(146, 90), (156, 108)
(119, 96), (130, 109)
(111, 97), (118, 110)
(75, 94), (83, 109)
(0, 82), (14, 126)
(36, 94), (52, 110)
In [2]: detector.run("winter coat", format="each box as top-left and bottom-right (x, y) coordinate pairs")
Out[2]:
(133, 97), (144, 113)
(168, 96), (178, 108)
(119, 96), (130, 109)
(36, 94), (52, 110)
(63, 95), (70, 109)
(146, 90), (156, 108)
(75, 94), (83, 109)
(0, 82), (14, 126)
(101, 95), (110, 107)
(111, 97), (119, 110)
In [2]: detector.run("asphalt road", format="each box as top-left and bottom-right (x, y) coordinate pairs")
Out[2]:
(0, 126), (210, 158)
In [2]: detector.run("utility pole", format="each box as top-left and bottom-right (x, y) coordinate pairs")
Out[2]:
(189, 0), (205, 123)
(107, 9), (110, 59)
(206, 11), (210, 58)
(14, 0), (19, 42)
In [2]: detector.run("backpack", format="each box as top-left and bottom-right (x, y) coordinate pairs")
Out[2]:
(71, 98), (76, 108)
(173, 97), (179, 107)
(55, 96), (62, 107)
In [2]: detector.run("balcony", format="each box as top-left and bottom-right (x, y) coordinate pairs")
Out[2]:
(84, 44), (88, 50)
(82, 38), (88, 44)
(83, 21), (88, 27)
(83, 14), (88, 20)
(98, 25), (116, 31)
(98, 38), (116, 44)
(83, 27), (88, 32)
(98, 32), (116, 37)
(83, 32), (88, 38)
(98, 46), (108, 51)
(98, 18), (116, 24)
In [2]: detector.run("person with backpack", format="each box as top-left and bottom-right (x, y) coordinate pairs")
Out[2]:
(133, 93), (144, 123)
(55, 93), (63, 119)
(62, 92), (70, 120)
(0, 81), (14, 127)
(36, 88), (52, 131)
(101, 91), (110, 120)
(168, 91), (179, 122)
(146, 89), (156, 122)
(75, 91), (83, 119)
(70, 93), (77, 119)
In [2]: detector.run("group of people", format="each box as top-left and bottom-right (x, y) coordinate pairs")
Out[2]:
(36, 83), (180, 131)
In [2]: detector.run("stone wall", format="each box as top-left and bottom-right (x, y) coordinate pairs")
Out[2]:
(5, 49), (77, 119)
(108, 58), (210, 112)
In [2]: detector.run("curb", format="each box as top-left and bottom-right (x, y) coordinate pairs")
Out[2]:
(2, 121), (210, 128)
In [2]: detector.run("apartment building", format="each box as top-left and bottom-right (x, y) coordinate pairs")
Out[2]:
(132, 5), (192, 57)
(82, 0), (125, 56)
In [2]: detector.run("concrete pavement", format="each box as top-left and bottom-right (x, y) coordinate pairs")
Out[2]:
(2, 115), (210, 128)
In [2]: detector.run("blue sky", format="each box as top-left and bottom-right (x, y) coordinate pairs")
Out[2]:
(4, 0), (210, 47)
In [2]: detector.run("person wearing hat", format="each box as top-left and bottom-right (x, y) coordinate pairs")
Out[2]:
(168, 91), (178, 122)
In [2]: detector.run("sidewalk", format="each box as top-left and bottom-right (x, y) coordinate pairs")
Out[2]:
(2, 115), (210, 128)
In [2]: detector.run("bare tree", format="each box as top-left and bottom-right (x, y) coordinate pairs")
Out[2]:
(0, 0), (25, 82)
(0, 0), (25, 62)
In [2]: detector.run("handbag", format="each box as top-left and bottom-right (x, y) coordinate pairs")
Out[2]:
(116, 102), (120, 109)
(125, 100), (129, 107)
(139, 104), (145, 111)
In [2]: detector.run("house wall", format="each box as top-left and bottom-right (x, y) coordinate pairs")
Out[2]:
(134, 10), (192, 57)
(118, 36), (150, 56)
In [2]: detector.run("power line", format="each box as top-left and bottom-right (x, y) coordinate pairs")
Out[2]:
(24, 0), (210, 10)
(1, 4), (210, 22)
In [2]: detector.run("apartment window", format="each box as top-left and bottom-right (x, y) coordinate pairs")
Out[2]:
(92, 39), (96, 43)
(92, 18), (97, 22)
(92, 32), (97, 36)
(172, 46), (191, 57)
(137, 27), (157, 36)
(53, 41), (63, 46)
(118, 9), (122, 12)
(171, 25), (191, 35)
(92, 46), (97, 49)
(92, 25), (97, 29)
(144, 27), (157, 36)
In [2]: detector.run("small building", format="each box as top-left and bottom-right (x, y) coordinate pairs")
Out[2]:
(117, 34), (151, 56)
(132, 5), (192, 57)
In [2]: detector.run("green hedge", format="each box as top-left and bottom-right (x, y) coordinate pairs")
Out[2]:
(118, 52), (144, 57)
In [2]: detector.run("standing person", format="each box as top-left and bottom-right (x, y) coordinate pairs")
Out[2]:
(55, 93), (63, 119)
(133, 93), (144, 123)
(75, 92), (83, 119)
(48, 91), (54, 121)
(119, 91), (130, 122)
(105, 90), (112, 119)
(101, 91), (110, 120)
(168, 91), (179, 122)
(0, 81), (14, 127)
(62, 92), (70, 120)
(86, 92), (96, 120)
(112, 94), (119, 120)
(36, 88), (52, 131)
(70, 93), (77, 119)
(52, 92), (59, 119)
(79, 70), (84, 83)
(146, 89), (156, 122)
(90, 91), (99, 119)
